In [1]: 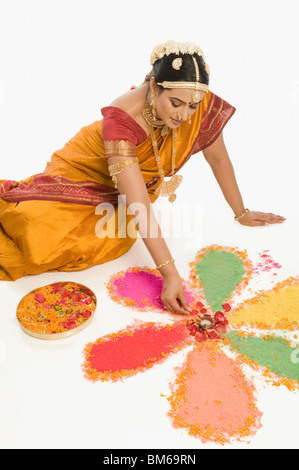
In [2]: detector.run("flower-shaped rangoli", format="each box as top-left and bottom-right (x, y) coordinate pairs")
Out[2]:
(82, 245), (299, 445)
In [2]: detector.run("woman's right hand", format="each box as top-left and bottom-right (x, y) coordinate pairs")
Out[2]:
(160, 272), (192, 315)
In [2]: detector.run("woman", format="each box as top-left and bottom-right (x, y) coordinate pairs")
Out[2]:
(0, 40), (285, 314)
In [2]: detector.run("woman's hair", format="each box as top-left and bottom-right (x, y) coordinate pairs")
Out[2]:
(144, 53), (209, 90)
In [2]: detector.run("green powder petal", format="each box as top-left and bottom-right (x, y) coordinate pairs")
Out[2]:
(195, 250), (245, 311)
(225, 331), (299, 383)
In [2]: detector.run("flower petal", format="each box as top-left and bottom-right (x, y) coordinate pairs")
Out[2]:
(228, 277), (299, 330)
(190, 245), (252, 312)
(224, 331), (299, 390)
(34, 293), (45, 303)
(106, 266), (197, 313)
(82, 322), (190, 382)
(168, 341), (262, 445)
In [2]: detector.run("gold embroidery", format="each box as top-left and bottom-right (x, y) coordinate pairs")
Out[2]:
(104, 140), (137, 158)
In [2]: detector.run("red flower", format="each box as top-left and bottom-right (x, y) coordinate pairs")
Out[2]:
(81, 311), (92, 318)
(222, 303), (231, 312)
(61, 320), (77, 330)
(186, 307), (229, 343)
(34, 293), (45, 303)
(195, 330), (208, 342)
(214, 311), (229, 325)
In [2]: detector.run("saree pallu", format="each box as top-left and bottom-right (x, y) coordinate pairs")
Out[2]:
(0, 91), (236, 281)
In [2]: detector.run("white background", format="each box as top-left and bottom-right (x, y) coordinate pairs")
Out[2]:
(0, 0), (299, 450)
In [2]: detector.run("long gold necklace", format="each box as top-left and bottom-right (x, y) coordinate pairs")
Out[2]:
(142, 95), (183, 203)
(148, 125), (183, 203)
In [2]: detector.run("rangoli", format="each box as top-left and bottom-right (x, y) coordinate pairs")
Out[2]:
(82, 245), (299, 445)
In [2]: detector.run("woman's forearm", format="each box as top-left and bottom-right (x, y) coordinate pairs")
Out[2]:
(208, 157), (246, 217)
(109, 156), (179, 278)
(202, 132), (246, 218)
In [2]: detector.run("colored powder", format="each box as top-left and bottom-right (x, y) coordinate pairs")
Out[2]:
(225, 331), (299, 384)
(228, 279), (299, 330)
(253, 250), (282, 274)
(110, 270), (194, 310)
(195, 250), (245, 312)
(83, 322), (189, 381)
(168, 342), (262, 445)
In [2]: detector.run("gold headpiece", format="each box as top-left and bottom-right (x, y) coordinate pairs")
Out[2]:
(151, 40), (210, 102)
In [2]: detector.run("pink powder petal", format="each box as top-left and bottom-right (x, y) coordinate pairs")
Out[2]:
(108, 268), (195, 312)
(168, 342), (262, 445)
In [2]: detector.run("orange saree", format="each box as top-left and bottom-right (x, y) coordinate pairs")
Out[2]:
(0, 91), (235, 281)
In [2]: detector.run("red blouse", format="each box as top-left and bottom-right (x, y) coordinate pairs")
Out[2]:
(101, 106), (147, 145)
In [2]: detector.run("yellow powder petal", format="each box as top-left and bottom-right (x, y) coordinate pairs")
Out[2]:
(229, 278), (299, 330)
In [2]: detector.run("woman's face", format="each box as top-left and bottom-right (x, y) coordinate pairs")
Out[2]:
(150, 79), (206, 129)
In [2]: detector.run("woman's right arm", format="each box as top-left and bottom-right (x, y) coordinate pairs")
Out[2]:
(107, 154), (191, 315)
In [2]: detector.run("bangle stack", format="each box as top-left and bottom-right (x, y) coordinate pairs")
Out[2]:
(234, 208), (249, 221)
(156, 258), (175, 270)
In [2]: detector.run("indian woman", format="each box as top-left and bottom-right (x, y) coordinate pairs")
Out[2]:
(0, 40), (285, 314)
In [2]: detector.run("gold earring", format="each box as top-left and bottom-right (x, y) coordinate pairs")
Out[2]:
(151, 91), (157, 122)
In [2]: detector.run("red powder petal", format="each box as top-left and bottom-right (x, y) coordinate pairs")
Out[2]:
(83, 322), (190, 382)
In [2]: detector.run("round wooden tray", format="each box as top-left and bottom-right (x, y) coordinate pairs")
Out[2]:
(16, 281), (97, 340)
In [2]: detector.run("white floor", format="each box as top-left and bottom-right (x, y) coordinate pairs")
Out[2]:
(1, 0), (299, 451)
(1, 196), (299, 449)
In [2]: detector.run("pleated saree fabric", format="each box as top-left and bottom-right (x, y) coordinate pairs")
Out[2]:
(0, 91), (235, 280)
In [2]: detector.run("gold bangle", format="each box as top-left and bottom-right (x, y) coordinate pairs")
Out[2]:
(108, 158), (138, 188)
(234, 208), (249, 221)
(156, 258), (175, 270)
(108, 157), (138, 175)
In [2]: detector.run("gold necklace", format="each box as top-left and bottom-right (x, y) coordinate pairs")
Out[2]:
(149, 124), (183, 203)
(142, 97), (169, 137)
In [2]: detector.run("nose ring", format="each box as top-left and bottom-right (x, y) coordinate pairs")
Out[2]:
(177, 114), (182, 121)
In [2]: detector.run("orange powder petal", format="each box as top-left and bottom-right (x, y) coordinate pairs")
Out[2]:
(167, 341), (262, 445)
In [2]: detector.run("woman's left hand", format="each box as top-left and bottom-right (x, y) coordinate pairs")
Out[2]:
(237, 211), (286, 226)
